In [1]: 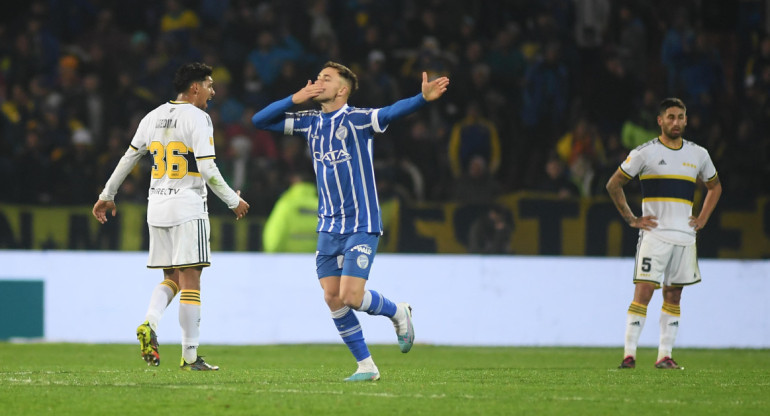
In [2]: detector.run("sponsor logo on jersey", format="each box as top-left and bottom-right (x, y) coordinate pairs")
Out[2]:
(351, 244), (372, 255)
(335, 126), (348, 140)
(149, 188), (181, 196)
(658, 159), (667, 165)
(313, 149), (352, 165)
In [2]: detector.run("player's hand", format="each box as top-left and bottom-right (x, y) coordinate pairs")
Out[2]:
(92, 199), (117, 224)
(689, 215), (706, 231)
(292, 80), (324, 104)
(630, 215), (658, 231)
(421, 72), (450, 101)
(232, 190), (250, 220)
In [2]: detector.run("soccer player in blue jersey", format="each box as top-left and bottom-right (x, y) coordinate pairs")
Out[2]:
(252, 61), (449, 381)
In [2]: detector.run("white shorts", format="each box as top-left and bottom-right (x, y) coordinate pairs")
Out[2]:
(147, 218), (211, 269)
(633, 232), (700, 288)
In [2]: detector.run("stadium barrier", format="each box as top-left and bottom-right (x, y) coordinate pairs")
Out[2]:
(1, 251), (768, 348)
(1, 193), (768, 258)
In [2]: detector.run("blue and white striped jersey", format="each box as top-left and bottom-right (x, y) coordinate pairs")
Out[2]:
(252, 93), (427, 234)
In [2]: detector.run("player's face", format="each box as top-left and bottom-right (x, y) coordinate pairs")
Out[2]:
(658, 106), (687, 140)
(313, 68), (347, 103)
(193, 76), (215, 110)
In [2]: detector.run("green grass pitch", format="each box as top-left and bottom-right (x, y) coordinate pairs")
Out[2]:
(1, 343), (768, 415)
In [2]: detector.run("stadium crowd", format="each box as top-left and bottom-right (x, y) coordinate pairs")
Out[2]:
(1, 0), (768, 215)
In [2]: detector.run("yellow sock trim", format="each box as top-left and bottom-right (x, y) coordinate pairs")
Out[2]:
(161, 279), (180, 296)
(628, 301), (648, 317)
(180, 290), (201, 305)
(662, 302), (681, 317)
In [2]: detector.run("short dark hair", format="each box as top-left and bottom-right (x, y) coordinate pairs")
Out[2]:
(659, 97), (686, 115)
(173, 62), (213, 94)
(323, 61), (358, 95)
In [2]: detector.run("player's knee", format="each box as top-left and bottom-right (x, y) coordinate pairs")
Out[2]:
(340, 292), (363, 309)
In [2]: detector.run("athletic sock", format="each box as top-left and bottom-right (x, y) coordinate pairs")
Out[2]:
(624, 301), (647, 359)
(356, 356), (379, 374)
(332, 306), (370, 362)
(179, 290), (201, 364)
(145, 279), (179, 332)
(658, 302), (681, 361)
(356, 290), (397, 318)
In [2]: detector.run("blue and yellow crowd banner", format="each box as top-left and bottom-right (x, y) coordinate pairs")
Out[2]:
(1, 193), (768, 258)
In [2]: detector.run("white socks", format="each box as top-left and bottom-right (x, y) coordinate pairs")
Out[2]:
(624, 302), (647, 358)
(658, 303), (681, 361)
(145, 280), (178, 332)
(179, 290), (201, 363)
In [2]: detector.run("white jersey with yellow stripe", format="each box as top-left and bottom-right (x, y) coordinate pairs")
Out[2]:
(619, 137), (718, 245)
(129, 101), (221, 227)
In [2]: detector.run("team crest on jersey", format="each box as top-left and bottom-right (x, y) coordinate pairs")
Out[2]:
(356, 254), (370, 269)
(335, 126), (348, 140)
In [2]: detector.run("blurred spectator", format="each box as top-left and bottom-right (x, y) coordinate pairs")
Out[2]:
(452, 155), (502, 204)
(535, 153), (580, 199)
(16, 128), (53, 203)
(468, 205), (513, 254)
(661, 8), (695, 93)
(621, 88), (660, 150)
(676, 32), (724, 117)
(355, 50), (400, 108)
(556, 116), (605, 168)
(0, 0), (765, 215)
(160, 0), (200, 35)
(262, 169), (319, 253)
(585, 51), (638, 135)
(615, 3), (648, 83)
(448, 101), (501, 178)
(53, 127), (99, 204)
(246, 31), (303, 87)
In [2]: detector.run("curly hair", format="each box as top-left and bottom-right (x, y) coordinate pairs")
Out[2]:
(173, 62), (213, 94)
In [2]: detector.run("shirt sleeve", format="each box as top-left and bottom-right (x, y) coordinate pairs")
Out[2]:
(619, 147), (644, 179)
(100, 116), (151, 200)
(699, 149), (718, 182)
(251, 95), (294, 133)
(197, 159), (240, 209)
(187, 112), (214, 160)
(375, 93), (427, 132)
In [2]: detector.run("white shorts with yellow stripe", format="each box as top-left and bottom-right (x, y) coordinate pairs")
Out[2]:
(147, 218), (210, 269)
(633, 232), (700, 288)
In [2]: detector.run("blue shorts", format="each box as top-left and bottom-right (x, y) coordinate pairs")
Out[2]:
(316, 232), (379, 280)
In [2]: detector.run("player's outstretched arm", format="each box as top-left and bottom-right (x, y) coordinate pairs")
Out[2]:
(377, 72), (451, 127)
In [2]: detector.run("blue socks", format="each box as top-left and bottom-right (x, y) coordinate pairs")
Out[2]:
(332, 306), (370, 361)
(357, 290), (397, 318)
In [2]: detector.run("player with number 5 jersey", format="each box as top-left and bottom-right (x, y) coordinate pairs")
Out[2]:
(606, 97), (721, 370)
